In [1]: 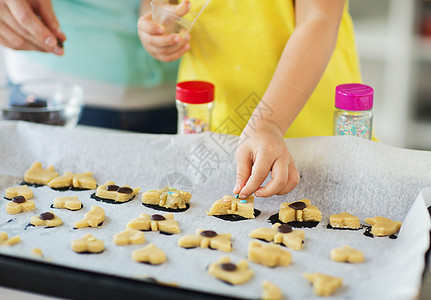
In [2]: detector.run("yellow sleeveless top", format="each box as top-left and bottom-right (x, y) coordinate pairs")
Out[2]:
(178, 0), (362, 138)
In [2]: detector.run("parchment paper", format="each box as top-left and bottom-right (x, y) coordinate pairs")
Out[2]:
(0, 121), (430, 300)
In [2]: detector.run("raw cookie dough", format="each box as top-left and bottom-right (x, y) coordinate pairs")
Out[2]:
(48, 171), (73, 189)
(248, 241), (291, 267)
(30, 212), (63, 227)
(24, 162), (59, 185)
(5, 185), (33, 200)
(0, 232), (21, 246)
(330, 245), (364, 263)
(261, 280), (283, 300)
(303, 273), (343, 297)
(364, 216), (402, 236)
(31, 248), (43, 258)
(132, 243), (166, 265)
(71, 233), (104, 253)
(48, 171), (97, 190)
(53, 196), (82, 211)
(208, 257), (254, 285)
(74, 205), (105, 228)
(279, 199), (322, 223)
(94, 181), (139, 203)
(329, 212), (361, 229)
(6, 196), (35, 214)
(72, 172), (97, 190)
(249, 223), (305, 251)
(113, 228), (146, 246)
(178, 229), (232, 252)
(207, 195), (255, 219)
(127, 213), (180, 234)
(142, 186), (192, 210)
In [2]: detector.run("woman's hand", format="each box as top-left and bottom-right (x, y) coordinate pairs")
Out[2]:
(137, 0), (190, 62)
(0, 0), (65, 55)
(233, 119), (300, 198)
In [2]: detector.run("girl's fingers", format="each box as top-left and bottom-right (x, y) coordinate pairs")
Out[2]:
(276, 162), (300, 195)
(138, 14), (165, 35)
(239, 151), (273, 198)
(234, 147), (253, 195)
(254, 157), (289, 197)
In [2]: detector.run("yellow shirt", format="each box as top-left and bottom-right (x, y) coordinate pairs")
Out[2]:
(179, 0), (362, 137)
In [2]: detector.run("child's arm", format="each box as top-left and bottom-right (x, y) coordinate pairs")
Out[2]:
(138, 0), (190, 62)
(234, 0), (346, 198)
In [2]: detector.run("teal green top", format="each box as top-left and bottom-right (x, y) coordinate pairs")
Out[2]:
(22, 0), (178, 87)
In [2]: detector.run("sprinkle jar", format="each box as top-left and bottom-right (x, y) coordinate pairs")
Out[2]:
(334, 83), (374, 140)
(176, 81), (214, 134)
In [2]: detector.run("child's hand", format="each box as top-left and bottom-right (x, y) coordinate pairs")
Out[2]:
(137, 1), (191, 62)
(233, 120), (300, 198)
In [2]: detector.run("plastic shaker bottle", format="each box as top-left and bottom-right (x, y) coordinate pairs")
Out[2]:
(334, 83), (374, 140)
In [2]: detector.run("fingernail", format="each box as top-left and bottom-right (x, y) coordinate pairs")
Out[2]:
(44, 36), (56, 47)
(239, 194), (246, 199)
(53, 46), (63, 55)
(173, 35), (181, 43)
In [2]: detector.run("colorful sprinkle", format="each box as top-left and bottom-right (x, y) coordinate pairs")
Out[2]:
(240, 200), (247, 204)
(235, 194), (240, 199)
(167, 191), (174, 195)
(182, 116), (209, 134)
(335, 113), (372, 139)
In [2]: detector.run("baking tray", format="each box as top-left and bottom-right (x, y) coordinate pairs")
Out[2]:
(0, 253), (241, 300)
(0, 207), (429, 300)
(1, 122), (431, 299)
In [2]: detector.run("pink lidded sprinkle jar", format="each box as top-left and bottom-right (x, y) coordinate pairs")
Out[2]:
(334, 83), (374, 140)
(176, 81), (214, 134)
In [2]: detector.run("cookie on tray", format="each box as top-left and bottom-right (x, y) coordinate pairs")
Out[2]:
(30, 212), (63, 228)
(142, 186), (191, 211)
(207, 195), (256, 220)
(278, 199), (322, 227)
(248, 241), (291, 267)
(74, 206), (105, 228)
(53, 196), (82, 211)
(6, 196), (35, 214)
(364, 216), (402, 237)
(329, 212), (361, 230)
(178, 229), (232, 252)
(127, 213), (180, 234)
(303, 273), (343, 297)
(24, 162), (59, 185)
(4, 185), (33, 200)
(92, 181), (139, 204)
(71, 233), (104, 254)
(132, 243), (166, 265)
(48, 171), (97, 190)
(208, 257), (254, 285)
(249, 223), (305, 251)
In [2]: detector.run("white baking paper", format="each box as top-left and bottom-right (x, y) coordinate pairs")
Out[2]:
(0, 121), (430, 300)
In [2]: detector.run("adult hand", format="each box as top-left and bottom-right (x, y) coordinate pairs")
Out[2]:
(137, 0), (190, 62)
(0, 0), (65, 55)
(233, 119), (300, 198)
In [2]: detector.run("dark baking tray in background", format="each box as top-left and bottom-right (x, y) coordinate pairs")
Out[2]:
(0, 207), (430, 300)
